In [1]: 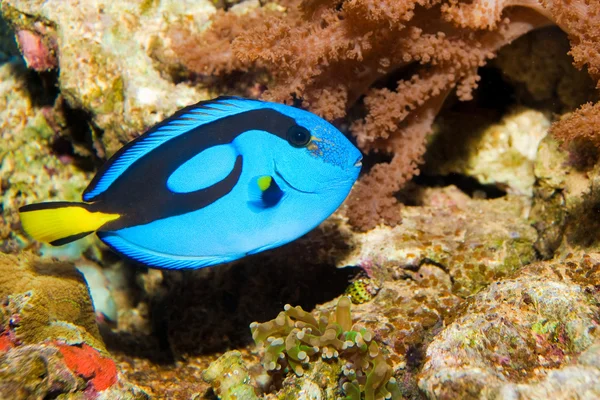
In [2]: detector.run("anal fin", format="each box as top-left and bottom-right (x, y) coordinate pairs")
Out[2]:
(98, 232), (237, 270)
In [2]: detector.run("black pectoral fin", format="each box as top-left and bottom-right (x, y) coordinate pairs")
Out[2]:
(248, 175), (284, 212)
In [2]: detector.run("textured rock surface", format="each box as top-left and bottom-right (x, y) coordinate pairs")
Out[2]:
(493, 27), (598, 112)
(0, 251), (148, 398)
(1, 0), (215, 156)
(202, 351), (259, 400)
(424, 108), (551, 196)
(419, 252), (600, 399)
(338, 190), (538, 297)
(530, 134), (600, 258)
(0, 59), (92, 253)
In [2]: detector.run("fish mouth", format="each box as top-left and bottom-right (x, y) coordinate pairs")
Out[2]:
(354, 155), (363, 168)
(274, 164), (315, 194)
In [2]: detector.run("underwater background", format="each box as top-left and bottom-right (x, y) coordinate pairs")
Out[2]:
(1, 0), (600, 399)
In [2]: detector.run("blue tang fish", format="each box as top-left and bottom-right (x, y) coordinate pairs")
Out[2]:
(19, 97), (362, 269)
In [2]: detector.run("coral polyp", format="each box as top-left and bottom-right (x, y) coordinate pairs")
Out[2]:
(250, 296), (401, 400)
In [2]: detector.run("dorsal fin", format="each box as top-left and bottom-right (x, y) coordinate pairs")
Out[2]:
(83, 96), (263, 202)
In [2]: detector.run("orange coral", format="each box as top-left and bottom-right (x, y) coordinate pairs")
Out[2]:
(57, 342), (118, 391)
(169, 8), (273, 76)
(539, 0), (600, 85)
(551, 102), (600, 148)
(0, 334), (15, 353)
(169, 0), (600, 230)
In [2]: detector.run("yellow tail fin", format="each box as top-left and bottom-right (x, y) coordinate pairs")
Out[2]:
(19, 202), (120, 246)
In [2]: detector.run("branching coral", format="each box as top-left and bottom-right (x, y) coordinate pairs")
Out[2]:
(250, 296), (401, 400)
(169, 0), (600, 231)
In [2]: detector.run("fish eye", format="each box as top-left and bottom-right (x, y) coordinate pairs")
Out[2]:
(286, 125), (311, 148)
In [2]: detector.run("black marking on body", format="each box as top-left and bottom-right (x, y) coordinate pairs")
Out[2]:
(262, 178), (284, 207)
(19, 201), (88, 212)
(51, 231), (94, 246)
(86, 100), (298, 231)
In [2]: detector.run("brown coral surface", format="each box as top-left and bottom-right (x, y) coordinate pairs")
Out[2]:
(0, 251), (103, 349)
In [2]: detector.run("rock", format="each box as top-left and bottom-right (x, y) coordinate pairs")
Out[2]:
(0, 59), (92, 253)
(425, 108), (551, 196)
(1, 0), (216, 156)
(0, 251), (149, 398)
(338, 190), (538, 297)
(202, 351), (259, 400)
(419, 252), (600, 399)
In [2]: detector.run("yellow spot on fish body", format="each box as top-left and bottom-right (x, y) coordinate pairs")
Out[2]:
(257, 176), (272, 192)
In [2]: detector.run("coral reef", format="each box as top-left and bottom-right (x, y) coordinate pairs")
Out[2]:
(0, 58), (92, 253)
(338, 191), (537, 297)
(1, 0), (216, 156)
(530, 133), (600, 258)
(202, 351), (259, 400)
(424, 108), (551, 196)
(0, 344), (82, 398)
(419, 252), (600, 399)
(493, 27), (598, 111)
(0, 251), (147, 398)
(2, 0), (600, 398)
(203, 297), (401, 399)
(0, 251), (103, 349)
(0, 343), (148, 399)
